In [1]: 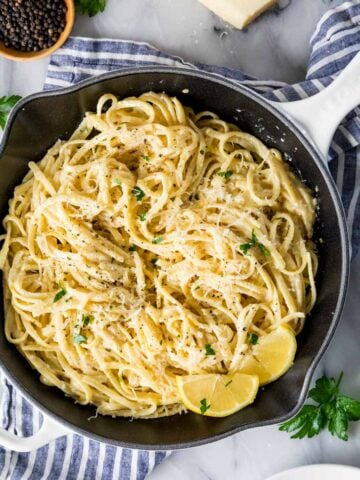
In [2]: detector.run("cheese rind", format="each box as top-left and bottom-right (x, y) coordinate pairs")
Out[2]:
(198, 0), (277, 30)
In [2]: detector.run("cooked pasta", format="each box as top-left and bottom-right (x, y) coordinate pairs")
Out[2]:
(0, 92), (317, 418)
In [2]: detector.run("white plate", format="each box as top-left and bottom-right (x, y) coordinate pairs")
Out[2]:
(266, 464), (360, 480)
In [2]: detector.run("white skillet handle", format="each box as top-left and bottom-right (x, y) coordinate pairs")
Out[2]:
(270, 52), (360, 161)
(0, 415), (69, 452)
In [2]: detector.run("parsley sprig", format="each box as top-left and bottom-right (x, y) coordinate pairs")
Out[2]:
(75, 0), (106, 17)
(240, 231), (270, 256)
(0, 95), (22, 130)
(279, 373), (360, 441)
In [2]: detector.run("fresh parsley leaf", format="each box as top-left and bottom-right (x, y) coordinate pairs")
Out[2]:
(0, 113), (7, 131)
(129, 245), (138, 252)
(152, 236), (163, 244)
(205, 344), (216, 356)
(309, 374), (340, 404)
(247, 333), (259, 345)
(53, 288), (66, 303)
(200, 398), (211, 415)
(280, 372), (360, 441)
(143, 155), (150, 162)
(0, 95), (22, 130)
(337, 395), (360, 420)
(132, 186), (145, 202)
(0, 97), (21, 109)
(327, 402), (348, 441)
(218, 170), (233, 180)
(75, 0), (106, 17)
(279, 404), (326, 439)
(139, 212), (147, 222)
(73, 334), (87, 345)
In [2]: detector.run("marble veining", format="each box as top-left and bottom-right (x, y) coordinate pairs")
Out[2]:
(1, 1), (359, 479)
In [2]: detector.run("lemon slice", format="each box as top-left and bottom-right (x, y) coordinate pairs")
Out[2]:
(239, 325), (297, 385)
(176, 372), (259, 417)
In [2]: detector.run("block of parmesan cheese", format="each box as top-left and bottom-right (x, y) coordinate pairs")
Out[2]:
(198, 0), (277, 30)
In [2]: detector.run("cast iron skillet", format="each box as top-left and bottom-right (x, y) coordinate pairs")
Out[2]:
(0, 66), (351, 450)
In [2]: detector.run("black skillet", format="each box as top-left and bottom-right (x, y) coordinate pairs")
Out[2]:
(0, 61), (355, 450)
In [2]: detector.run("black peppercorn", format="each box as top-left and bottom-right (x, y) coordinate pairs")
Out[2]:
(0, 0), (67, 53)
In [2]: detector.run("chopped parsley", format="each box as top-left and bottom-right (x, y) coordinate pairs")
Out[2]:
(200, 398), (211, 415)
(240, 231), (270, 256)
(113, 178), (121, 185)
(73, 314), (92, 345)
(139, 212), (147, 222)
(53, 287), (66, 303)
(152, 236), (163, 244)
(247, 333), (259, 345)
(240, 231), (257, 255)
(225, 380), (233, 387)
(73, 334), (87, 345)
(170, 196), (176, 202)
(218, 170), (233, 180)
(258, 243), (270, 256)
(129, 245), (138, 252)
(82, 314), (93, 326)
(200, 149), (205, 155)
(205, 344), (216, 356)
(143, 155), (150, 162)
(132, 186), (145, 202)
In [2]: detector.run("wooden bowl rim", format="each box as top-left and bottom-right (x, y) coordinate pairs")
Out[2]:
(0, 0), (75, 62)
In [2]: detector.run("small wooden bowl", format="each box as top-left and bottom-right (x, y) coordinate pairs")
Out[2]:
(0, 0), (75, 61)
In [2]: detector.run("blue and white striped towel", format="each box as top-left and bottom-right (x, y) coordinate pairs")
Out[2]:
(1, 1), (360, 479)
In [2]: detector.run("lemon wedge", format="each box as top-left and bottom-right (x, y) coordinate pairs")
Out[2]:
(176, 372), (259, 417)
(239, 325), (297, 385)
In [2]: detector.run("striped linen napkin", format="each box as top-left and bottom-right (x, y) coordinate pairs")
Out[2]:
(1, 1), (360, 478)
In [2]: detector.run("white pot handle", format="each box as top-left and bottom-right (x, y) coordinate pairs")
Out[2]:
(269, 52), (360, 161)
(0, 415), (70, 452)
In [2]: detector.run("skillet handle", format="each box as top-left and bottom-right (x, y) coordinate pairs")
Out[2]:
(0, 415), (70, 452)
(270, 52), (360, 161)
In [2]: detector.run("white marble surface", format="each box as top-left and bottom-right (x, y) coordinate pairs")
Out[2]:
(1, 1), (359, 479)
